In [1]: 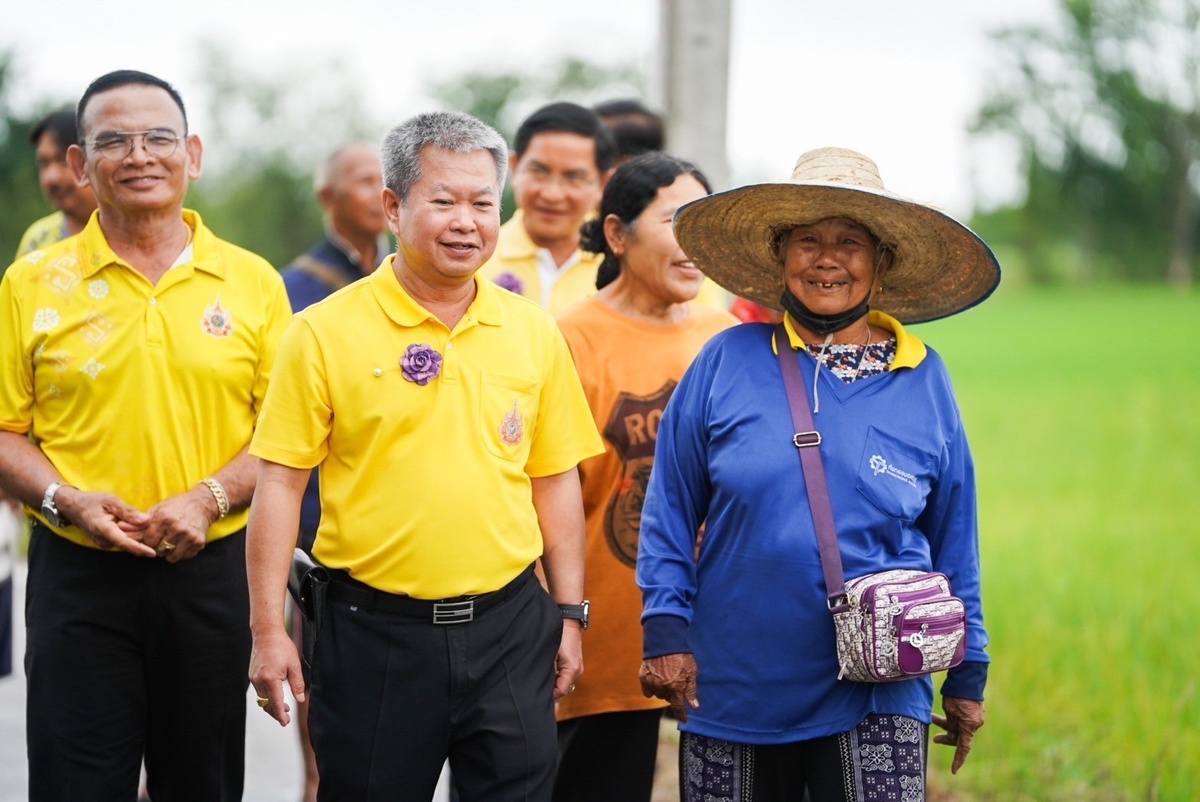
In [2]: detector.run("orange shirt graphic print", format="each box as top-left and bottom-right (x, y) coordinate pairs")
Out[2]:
(601, 380), (678, 567)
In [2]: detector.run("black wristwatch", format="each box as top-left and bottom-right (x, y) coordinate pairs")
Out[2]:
(558, 600), (590, 630)
(41, 481), (71, 528)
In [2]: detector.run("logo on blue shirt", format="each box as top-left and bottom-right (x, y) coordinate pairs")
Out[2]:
(869, 454), (919, 489)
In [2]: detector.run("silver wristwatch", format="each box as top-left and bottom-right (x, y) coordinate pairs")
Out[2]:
(41, 481), (70, 528)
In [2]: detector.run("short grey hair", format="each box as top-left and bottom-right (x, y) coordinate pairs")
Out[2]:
(380, 111), (508, 201)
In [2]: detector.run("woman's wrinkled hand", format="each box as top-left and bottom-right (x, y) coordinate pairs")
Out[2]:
(932, 696), (985, 774)
(639, 653), (700, 722)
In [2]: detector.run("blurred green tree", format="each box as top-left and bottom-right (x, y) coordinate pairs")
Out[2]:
(185, 39), (382, 268)
(972, 0), (1198, 285)
(428, 56), (643, 221)
(430, 56), (642, 141)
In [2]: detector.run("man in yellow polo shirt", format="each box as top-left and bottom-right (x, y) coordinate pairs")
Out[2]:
(478, 102), (613, 316)
(247, 111), (604, 802)
(480, 102), (728, 315)
(0, 70), (291, 801)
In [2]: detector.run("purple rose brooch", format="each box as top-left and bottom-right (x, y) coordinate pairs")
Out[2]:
(494, 272), (524, 295)
(400, 344), (443, 386)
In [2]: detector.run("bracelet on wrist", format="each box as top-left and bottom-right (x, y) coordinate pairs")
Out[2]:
(199, 477), (230, 519)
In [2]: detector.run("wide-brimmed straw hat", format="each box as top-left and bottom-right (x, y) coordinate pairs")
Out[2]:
(674, 147), (1000, 323)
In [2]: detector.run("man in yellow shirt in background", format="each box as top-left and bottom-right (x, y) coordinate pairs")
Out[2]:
(479, 102), (613, 315)
(0, 70), (291, 801)
(247, 111), (604, 802)
(15, 109), (98, 258)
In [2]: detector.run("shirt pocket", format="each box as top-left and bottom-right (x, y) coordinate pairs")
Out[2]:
(480, 372), (539, 462)
(855, 426), (937, 522)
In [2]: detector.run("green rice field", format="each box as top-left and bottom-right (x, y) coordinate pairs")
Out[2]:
(910, 285), (1200, 800)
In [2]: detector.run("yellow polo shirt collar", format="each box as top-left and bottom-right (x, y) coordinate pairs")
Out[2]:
(369, 257), (504, 330)
(778, 310), (927, 369)
(76, 209), (227, 281)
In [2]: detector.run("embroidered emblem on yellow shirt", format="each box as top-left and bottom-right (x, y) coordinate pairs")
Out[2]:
(80, 311), (114, 346)
(32, 308), (61, 333)
(499, 401), (524, 446)
(41, 350), (73, 373)
(201, 296), (234, 338)
(80, 358), (105, 379)
(41, 255), (80, 296)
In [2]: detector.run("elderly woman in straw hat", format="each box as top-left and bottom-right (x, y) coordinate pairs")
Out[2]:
(636, 148), (996, 800)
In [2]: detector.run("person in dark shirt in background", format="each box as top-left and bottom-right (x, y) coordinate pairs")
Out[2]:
(277, 140), (388, 802)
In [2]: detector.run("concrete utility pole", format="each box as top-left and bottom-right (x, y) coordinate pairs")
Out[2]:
(653, 0), (734, 190)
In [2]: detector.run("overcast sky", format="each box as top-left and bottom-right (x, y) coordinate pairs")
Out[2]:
(4, 0), (1059, 217)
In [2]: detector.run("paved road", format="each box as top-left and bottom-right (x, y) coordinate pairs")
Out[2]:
(0, 561), (451, 802)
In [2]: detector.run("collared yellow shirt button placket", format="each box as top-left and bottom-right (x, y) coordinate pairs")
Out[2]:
(441, 339), (456, 383)
(146, 296), (164, 345)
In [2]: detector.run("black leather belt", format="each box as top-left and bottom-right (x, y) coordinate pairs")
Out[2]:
(327, 564), (534, 625)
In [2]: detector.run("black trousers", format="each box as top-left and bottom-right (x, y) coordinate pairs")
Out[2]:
(554, 708), (664, 802)
(310, 569), (562, 802)
(25, 526), (250, 802)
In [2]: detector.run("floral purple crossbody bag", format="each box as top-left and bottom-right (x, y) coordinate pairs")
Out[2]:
(775, 326), (966, 682)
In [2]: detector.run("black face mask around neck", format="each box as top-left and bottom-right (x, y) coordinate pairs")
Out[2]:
(779, 288), (870, 336)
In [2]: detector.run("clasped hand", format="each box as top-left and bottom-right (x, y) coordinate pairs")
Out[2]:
(62, 485), (217, 561)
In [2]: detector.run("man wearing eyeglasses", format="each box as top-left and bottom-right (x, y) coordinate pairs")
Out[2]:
(478, 102), (614, 316)
(0, 70), (291, 802)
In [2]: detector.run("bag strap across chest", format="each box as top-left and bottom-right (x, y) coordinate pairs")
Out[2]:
(774, 324), (850, 611)
(290, 253), (355, 293)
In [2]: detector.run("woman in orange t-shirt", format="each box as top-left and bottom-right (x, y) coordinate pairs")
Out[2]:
(554, 152), (738, 802)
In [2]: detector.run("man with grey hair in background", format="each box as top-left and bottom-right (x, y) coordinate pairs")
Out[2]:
(277, 140), (389, 802)
(247, 111), (603, 801)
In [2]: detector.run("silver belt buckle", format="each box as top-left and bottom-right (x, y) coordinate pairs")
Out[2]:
(432, 599), (475, 624)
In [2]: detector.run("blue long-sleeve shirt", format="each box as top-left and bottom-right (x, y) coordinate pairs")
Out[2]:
(637, 314), (989, 745)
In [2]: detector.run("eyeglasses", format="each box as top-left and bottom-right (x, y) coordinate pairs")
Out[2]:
(516, 163), (598, 191)
(89, 129), (184, 162)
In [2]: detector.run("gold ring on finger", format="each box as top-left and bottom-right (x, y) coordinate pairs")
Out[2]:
(162, 542), (176, 552)
(256, 696), (270, 709)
